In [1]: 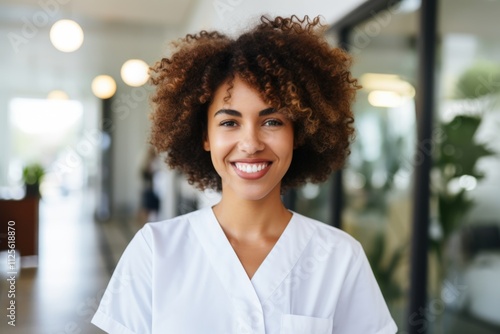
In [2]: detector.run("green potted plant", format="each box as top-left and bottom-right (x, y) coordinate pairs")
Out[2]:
(22, 163), (45, 197)
(432, 62), (499, 266)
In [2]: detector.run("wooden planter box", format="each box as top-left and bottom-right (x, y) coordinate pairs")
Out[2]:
(0, 197), (39, 257)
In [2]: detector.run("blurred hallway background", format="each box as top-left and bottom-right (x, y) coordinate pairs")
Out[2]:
(0, 0), (499, 333)
(0, 1), (366, 333)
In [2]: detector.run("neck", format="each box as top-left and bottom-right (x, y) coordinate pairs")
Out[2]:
(212, 188), (292, 242)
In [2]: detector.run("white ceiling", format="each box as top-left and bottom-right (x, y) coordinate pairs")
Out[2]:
(0, 0), (198, 101)
(0, 0), (195, 26)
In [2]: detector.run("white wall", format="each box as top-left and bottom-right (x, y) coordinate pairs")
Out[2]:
(0, 92), (10, 188)
(97, 24), (181, 217)
(0, 11), (181, 216)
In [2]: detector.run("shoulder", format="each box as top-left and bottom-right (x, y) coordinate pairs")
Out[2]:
(292, 212), (364, 259)
(138, 208), (211, 249)
(143, 208), (206, 231)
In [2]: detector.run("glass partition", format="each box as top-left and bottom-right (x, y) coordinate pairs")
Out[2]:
(431, 0), (500, 333)
(340, 2), (419, 329)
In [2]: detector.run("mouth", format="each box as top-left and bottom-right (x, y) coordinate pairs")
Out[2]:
(233, 162), (271, 174)
(230, 161), (272, 179)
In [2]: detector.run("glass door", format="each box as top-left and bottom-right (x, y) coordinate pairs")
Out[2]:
(339, 2), (420, 329)
(431, 0), (500, 333)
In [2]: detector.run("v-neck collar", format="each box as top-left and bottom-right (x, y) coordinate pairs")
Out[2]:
(189, 206), (316, 305)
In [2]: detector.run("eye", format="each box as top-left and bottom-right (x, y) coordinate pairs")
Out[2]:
(219, 120), (238, 127)
(263, 119), (283, 127)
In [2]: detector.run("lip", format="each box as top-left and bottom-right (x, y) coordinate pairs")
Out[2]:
(230, 159), (272, 180)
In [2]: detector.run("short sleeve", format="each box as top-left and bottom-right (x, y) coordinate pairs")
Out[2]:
(92, 227), (153, 334)
(332, 244), (398, 334)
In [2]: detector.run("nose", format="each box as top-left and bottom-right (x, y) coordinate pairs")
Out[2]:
(238, 126), (265, 155)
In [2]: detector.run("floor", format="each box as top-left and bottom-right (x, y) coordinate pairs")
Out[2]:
(0, 190), (135, 334)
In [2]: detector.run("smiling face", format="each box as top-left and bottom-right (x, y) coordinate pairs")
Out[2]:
(204, 76), (294, 202)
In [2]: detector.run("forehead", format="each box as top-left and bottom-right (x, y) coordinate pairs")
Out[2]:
(210, 76), (269, 110)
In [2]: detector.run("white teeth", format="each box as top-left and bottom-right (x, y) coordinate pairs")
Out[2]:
(235, 162), (269, 174)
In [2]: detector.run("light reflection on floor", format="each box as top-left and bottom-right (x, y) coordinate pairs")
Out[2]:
(0, 190), (127, 334)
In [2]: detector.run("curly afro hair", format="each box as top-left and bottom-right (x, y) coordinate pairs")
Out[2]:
(150, 15), (359, 191)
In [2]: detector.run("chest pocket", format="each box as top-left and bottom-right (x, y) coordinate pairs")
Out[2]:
(280, 314), (333, 334)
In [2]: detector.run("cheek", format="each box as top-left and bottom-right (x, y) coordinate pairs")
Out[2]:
(278, 131), (295, 159)
(268, 139), (293, 167)
(282, 143), (294, 162)
(209, 134), (233, 157)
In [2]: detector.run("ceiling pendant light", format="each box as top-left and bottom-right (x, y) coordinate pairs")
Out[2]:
(47, 90), (69, 100)
(121, 59), (150, 87)
(91, 75), (117, 99)
(50, 19), (84, 52)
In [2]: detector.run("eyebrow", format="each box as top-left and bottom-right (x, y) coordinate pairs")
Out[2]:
(213, 107), (276, 118)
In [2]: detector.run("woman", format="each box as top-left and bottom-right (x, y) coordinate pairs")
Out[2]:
(92, 15), (398, 334)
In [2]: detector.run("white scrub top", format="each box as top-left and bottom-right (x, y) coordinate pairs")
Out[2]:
(92, 207), (398, 334)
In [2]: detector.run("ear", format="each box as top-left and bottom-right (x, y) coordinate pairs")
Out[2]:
(203, 133), (210, 151)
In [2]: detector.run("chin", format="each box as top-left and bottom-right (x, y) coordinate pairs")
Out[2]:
(223, 183), (280, 202)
